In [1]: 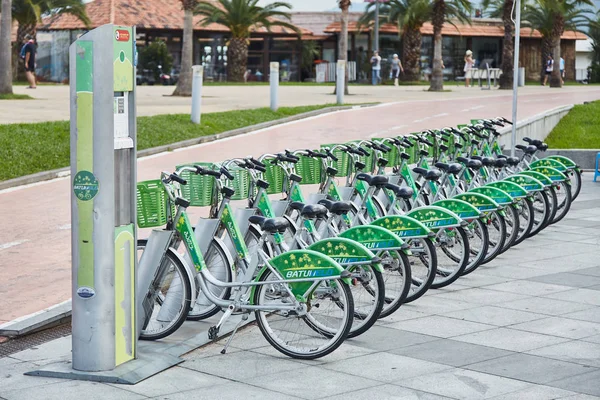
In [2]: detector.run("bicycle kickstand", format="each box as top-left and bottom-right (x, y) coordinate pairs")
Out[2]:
(220, 313), (249, 355)
(208, 304), (235, 341)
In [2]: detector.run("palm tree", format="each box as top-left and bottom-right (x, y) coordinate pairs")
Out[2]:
(429, 0), (472, 91)
(0, 0), (13, 94)
(173, 0), (196, 96)
(482, 0), (519, 89)
(337, 0), (351, 94)
(194, 0), (298, 83)
(523, 0), (592, 87)
(589, 11), (600, 63)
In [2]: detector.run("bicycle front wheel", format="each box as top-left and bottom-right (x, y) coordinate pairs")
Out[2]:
(462, 219), (489, 275)
(431, 226), (469, 289)
(346, 265), (385, 338)
(500, 203), (520, 253)
(254, 270), (354, 360)
(138, 243), (192, 341)
(377, 249), (412, 319)
(513, 197), (534, 246)
(481, 211), (506, 265)
(549, 181), (572, 225)
(404, 237), (437, 304)
(527, 190), (551, 238)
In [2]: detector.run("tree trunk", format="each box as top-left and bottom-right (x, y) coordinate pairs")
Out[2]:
(499, 0), (514, 89)
(540, 36), (551, 84)
(429, 0), (445, 91)
(549, 13), (563, 88)
(173, 8), (193, 96)
(402, 28), (421, 81)
(227, 37), (248, 82)
(0, 0), (13, 94)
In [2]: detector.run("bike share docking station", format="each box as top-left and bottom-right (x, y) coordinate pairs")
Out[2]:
(26, 24), (178, 384)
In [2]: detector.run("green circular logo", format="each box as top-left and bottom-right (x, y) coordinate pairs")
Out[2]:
(73, 171), (99, 201)
(119, 50), (125, 63)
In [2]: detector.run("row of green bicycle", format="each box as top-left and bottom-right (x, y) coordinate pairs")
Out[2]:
(135, 116), (580, 360)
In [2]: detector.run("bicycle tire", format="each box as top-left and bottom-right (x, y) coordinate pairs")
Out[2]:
(549, 181), (572, 225)
(346, 265), (385, 338)
(500, 203), (520, 253)
(254, 270), (354, 359)
(404, 237), (437, 303)
(377, 249), (412, 319)
(462, 218), (489, 275)
(481, 211), (507, 265)
(431, 226), (469, 289)
(512, 197), (534, 246)
(569, 168), (582, 200)
(138, 241), (192, 341)
(527, 190), (551, 238)
(186, 239), (232, 321)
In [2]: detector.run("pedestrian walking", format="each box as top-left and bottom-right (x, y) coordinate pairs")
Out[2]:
(560, 56), (565, 84)
(464, 50), (474, 87)
(543, 54), (553, 86)
(390, 54), (404, 86)
(22, 35), (37, 89)
(371, 50), (382, 85)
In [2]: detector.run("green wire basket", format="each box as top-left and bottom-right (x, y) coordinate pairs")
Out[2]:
(136, 180), (171, 228)
(374, 138), (399, 167)
(221, 163), (251, 200)
(347, 140), (374, 172)
(295, 154), (323, 185)
(262, 158), (285, 194)
(400, 136), (417, 163)
(176, 162), (217, 207)
(321, 144), (349, 176)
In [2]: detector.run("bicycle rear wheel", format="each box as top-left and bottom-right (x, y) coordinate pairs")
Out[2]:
(431, 227), (469, 289)
(549, 181), (572, 225)
(346, 265), (385, 338)
(527, 190), (551, 238)
(512, 198), (534, 246)
(254, 270), (354, 359)
(500, 204), (520, 253)
(377, 249), (412, 318)
(138, 242), (192, 341)
(404, 237), (437, 303)
(462, 219), (489, 275)
(481, 211), (506, 265)
(569, 168), (582, 200)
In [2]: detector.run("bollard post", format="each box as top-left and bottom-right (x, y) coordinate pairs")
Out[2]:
(336, 60), (346, 105)
(191, 65), (203, 124)
(270, 62), (279, 111)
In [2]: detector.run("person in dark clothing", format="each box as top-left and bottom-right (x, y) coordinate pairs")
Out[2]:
(23, 35), (36, 89)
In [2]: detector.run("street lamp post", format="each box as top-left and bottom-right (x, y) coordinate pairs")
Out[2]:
(510, 0), (521, 157)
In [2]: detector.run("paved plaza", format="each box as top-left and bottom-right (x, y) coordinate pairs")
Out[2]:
(1, 179), (599, 399)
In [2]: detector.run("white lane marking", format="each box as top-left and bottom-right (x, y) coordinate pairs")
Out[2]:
(57, 224), (71, 230)
(433, 113), (449, 117)
(391, 125), (407, 131)
(0, 176), (70, 195)
(0, 240), (30, 250)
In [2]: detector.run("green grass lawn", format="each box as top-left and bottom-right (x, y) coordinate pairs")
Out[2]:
(0, 104), (350, 182)
(545, 101), (600, 149)
(0, 93), (33, 100)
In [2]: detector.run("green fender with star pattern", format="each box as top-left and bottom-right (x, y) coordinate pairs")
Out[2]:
(338, 225), (406, 251)
(518, 170), (553, 186)
(545, 155), (577, 169)
(530, 166), (568, 183)
(529, 158), (568, 172)
(504, 174), (545, 192)
(406, 206), (464, 229)
(432, 198), (482, 220)
(308, 238), (383, 273)
(486, 181), (529, 199)
(371, 215), (432, 239)
(469, 186), (514, 206)
(252, 249), (349, 302)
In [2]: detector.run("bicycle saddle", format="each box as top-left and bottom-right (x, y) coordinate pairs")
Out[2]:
(506, 157), (520, 166)
(454, 142), (463, 149)
(481, 157), (496, 167)
(318, 199), (352, 215)
(326, 167), (338, 176)
(516, 145), (538, 154)
(494, 158), (507, 168)
(439, 144), (449, 152)
(457, 156), (470, 164)
(467, 159), (483, 170)
(355, 173), (389, 187)
(400, 152), (411, 160)
(413, 167), (442, 181)
(289, 201), (305, 211)
(434, 162), (463, 175)
(539, 143), (548, 151)
(248, 216), (289, 234)
(300, 204), (328, 219)
(385, 183), (414, 199)
(419, 150), (429, 157)
(523, 137), (543, 147)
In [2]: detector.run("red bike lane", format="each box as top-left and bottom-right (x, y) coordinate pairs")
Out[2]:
(1, 87), (599, 323)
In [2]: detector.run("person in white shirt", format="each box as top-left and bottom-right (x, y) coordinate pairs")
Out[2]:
(543, 54), (554, 86)
(560, 57), (565, 84)
(371, 50), (382, 85)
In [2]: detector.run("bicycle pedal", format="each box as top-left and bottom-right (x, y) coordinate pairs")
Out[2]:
(208, 326), (219, 340)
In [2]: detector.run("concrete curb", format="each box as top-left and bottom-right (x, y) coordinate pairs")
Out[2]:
(0, 104), (372, 191)
(0, 300), (71, 337)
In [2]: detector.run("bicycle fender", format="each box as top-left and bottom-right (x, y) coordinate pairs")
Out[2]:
(545, 155), (577, 169)
(406, 206), (464, 229)
(518, 170), (554, 186)
(251, 250), (349, 303)
(486, 181), (529, 199)
(470, 186), (514, 206)
(530, 166), (568, 183)
(339, 225), (407, 253)
(309, 237), (383, 273)
(506, 174), (546, 191)
(453, 193), (500, 213)
(371, 215), (432, 239)
(167, 247), (198, 306)
(432, 199), (481, 220)
(530, 158), (568, 172)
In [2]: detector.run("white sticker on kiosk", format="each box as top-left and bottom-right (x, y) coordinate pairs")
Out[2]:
(114, 93), (133, 149)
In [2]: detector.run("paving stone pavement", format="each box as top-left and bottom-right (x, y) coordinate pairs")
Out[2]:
(1, 181), (599, 399)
